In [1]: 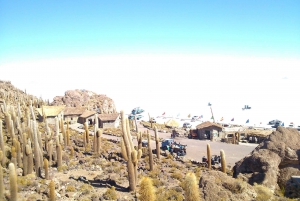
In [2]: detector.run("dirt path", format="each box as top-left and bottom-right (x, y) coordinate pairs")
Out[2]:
(70, 123), (257, 167)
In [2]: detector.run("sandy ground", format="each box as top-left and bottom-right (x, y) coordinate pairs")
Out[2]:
(70, 123), (257, 168)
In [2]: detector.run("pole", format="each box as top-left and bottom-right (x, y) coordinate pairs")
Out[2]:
(210, 106), (215, 123)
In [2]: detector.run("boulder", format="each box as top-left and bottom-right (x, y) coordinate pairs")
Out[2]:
(233, 127), (300, 193)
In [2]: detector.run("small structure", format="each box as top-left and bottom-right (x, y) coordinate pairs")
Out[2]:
(78, 110), (96, 125)
(165, 119), (180, 128)
(36, 106), (65, 124)
(98, 113), (120, 128)
(196, 121), (223, 140)
(63, 107), (86, 124)
(244, 129), (273, 143)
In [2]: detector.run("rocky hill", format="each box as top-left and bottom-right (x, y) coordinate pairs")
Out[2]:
(51, 89), (117, 114)
(234, 127), (300, 198)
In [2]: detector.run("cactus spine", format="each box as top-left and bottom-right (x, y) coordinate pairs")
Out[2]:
(207, 144), (211, 170)
(147, 130), (154, 171)
(49, 180), (56, 201)
(182, 172), (201, 201)
(154, 127), (160, 159)
(220, 149), (226, 173)
(9, 163), (18, 201)
(138, 177), (155, 201)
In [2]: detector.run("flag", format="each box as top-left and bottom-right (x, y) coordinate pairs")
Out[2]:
(199, 115), (203, 119)
(208, 102), (212, 106)
(231, 118), (234, 121)
(220, 117), (224, 121)
(177, 113), (180, 117)
(246, 119), (249, 123)
(162, 112), (165, 115)
(281, 122), (284, 126)
(188, 114), (191, 118)
(260, 122), (262, 124)
(211, 116), (214, 120)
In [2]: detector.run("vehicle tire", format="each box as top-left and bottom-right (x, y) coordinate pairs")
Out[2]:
(188, 134), (191, 139)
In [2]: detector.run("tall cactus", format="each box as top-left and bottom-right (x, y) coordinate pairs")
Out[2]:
(44, 158), (49, 180)
(182, 172), (201, 201)
(154, 127), (160, 159)
(9, 163), (18, 201)
(84, 122), (89, 144)
(32, 121), (41, 177)
(120, 110), (136, 191)
(137, 132), (142, 150)
(56, 143), (62, 168)
(0, 120), (6, 166)
(147, 130), (153, 171)
(220, 150), (226, 173)
(0, 164), (4, 200)
(207, 144), (211, 170)
(96, 129), (102, 154)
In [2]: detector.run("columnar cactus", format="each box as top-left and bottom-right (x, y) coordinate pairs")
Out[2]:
(0, 164), (4, 200)
(220, 149), (226, 173)
(154, 127), (160, 159)
(25, 143), (33, 175)
(138, 177), (155, 201)
(182, 172), (201, 201)
(120, 110), (136, 191)
(48, 140), (53, 166)
(0, 120), (6, 166)
(84, 122), (89, 144)
(44, 158), (49, 180)
(49, 180), (56, 201)
(137, 132), (142, 150)
(96, 129), (102, 154)
(56, 142), (62, 168)
(147, 130), (154, 171)
(9, 163), (18, 201)
(207, 144), (211, 170)
(33, 121), (41, 177)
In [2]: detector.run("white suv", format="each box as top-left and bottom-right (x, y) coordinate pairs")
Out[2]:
(183, 122), (192, 128)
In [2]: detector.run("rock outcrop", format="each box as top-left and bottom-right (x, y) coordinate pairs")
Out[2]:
(233, 127), (300, 196)
(199, 170), (257, 201)
(51, 89), (117, 114)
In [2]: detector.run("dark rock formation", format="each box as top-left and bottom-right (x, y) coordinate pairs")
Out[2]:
(51, 89), (117, 114)
(234, 127), (300, 195)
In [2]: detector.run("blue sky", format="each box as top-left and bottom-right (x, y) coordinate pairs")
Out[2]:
(1, 0), (299, 62)
(1, 1), (300, 126)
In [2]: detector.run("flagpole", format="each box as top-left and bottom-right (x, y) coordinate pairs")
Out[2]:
(210, 106), (215, 123)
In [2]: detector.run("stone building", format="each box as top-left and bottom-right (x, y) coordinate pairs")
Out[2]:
(36, 106), (65, 124)
(63, 107), (86, 124)
(196, 121), (223, 140)
(78, 110), (96, 125)
(98, 113), (120, 128)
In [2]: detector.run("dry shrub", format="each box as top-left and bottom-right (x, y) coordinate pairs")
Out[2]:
(182, 172), (201, 201)
(156, 187), (184, 201)
(171, 172), (183, 181)
(254, 183), (273, 201)
(152, 178), (164, 188)
(79, 183), (94, 195)
(148, 169), (160, 179)
(103, 186), (117, 200)
(139, 177), (155, 201)
(222, 179), (246, 193)
(66, 185), (76, 192)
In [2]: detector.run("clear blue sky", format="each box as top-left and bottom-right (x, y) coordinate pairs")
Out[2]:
(1, 0), (299, 63)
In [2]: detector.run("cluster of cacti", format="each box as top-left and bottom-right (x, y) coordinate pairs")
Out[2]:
(120, 110), (142, 191)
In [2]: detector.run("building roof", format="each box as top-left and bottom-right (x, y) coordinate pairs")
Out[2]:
(98, 113), (119, 121)
(196, 121), (223, 129)
(64, 107), (86, 116)
(80, 110), (96, 118)
(36, 106), (65, 117)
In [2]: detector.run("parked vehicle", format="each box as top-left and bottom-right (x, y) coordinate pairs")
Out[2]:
(161, 139), (187, 156)
(183, 122), (192, 128)
(150, 117), (156, 123)
(142, 140), (148, 147)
